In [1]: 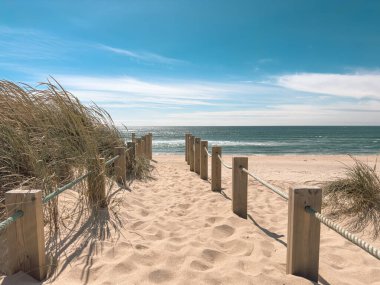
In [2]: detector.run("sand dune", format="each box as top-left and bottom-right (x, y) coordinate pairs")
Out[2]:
(1, 154), (380, 284)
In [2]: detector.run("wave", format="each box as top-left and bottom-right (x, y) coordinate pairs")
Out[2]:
(152, 140), (292, 147)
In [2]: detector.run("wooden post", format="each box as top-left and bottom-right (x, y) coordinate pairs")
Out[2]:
(136, 138), (142, 158)
(144, 135), (149, 158)
(115, 147), (126, 185)
(211, 146), (221, 192)
(185, 134), (190, 162)
(5, 189), (46, 281)
(88, 157), (106, 208)
(232, 157), (248, 219)
(194, 137), (201, 175)
(187, 135), (191, 166)
(189, 135), (195, 172)
(141, 136), (146, 158)
(131, 132), (136, 142)
(200, 140), (208, 180)
(148, 133), (153, 160)
(126, 142), (136, 175)
(286, 186), (322, 282)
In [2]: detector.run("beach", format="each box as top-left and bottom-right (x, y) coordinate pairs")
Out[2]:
(1, 154), (380, 285)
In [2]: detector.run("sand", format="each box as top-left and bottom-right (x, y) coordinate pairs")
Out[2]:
(1, 154), (380, 285)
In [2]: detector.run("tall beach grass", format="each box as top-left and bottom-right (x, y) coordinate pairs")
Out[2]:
(0, 79), (149, 229)
(323, 156), (380, 238)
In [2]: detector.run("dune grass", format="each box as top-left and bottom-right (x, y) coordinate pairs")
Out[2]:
(0, 79), (149, 230)
(323, 156), (380, 238)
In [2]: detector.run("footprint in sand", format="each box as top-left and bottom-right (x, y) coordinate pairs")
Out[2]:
(205, 216), (224, 224)
(212, 224), (235, 239)
(201, 248), (224, 263)
(148, 269), (173, 283)
(178, 203), (191, 210)
(139, 209), (149, 217)
(190, 259), (211, 271)
(134, 244), (149, 250)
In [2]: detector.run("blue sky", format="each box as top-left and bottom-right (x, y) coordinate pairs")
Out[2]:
(1, 0), (380, 125)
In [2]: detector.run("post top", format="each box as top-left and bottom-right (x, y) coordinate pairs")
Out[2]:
(292, 185), (321, 190)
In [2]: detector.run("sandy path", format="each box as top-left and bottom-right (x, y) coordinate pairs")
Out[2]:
(1, 154), (380, 284)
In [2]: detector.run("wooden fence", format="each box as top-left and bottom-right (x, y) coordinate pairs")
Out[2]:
(184, 132), (380, 283)
(0, 132), (152, 281)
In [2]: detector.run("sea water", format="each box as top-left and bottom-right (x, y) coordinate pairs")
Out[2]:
(119, 126), (380, 155)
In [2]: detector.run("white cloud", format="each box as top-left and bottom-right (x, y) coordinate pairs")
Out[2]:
(98, 44), (186, 65)
(56, 74), (274, 107)
(276, 72), (380, 99)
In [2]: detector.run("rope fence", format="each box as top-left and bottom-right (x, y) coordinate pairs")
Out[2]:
(241, 168), (289, 200)
(306, 206), (380, 260)
(0, 132), (153, 281)
(218, 154), (232, 169)
(0, 210), (23, 232)
(205, 146), (212, 157)
(184, 132), (380, 282)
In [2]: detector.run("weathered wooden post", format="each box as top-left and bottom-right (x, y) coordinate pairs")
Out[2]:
(189, 135), (195, 172)
(5, 189), (46, 281)
(126, 142), (136, 174)
(141, 136), (146, 158)
(232, 157), (248, 219)
(200, 140), (208, 180)
(115, 147), (126, 185)
(88, 157), (106, 208)
(131, 132), (136, 142)
(211, 146), (221, 191)
(136, 138), (142, 158)
(144, 135), (149, 158)
(148, 132), (153, 160)
(286, 186), (322, 282)
(187, 134), (191, 166)
(194, 137), (201, 175)
(185, 133), (190, 162)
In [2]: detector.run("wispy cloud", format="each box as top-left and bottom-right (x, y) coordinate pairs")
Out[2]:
(276, 72), (380, 99)
(56, 74), (277, 103)
(0, 26), (70, 60)
(98, 44), (186, 65)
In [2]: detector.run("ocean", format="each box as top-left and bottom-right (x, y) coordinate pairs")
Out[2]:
(120, 126), (380, 155)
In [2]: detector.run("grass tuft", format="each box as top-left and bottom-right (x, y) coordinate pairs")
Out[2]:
(323, 156), (380, 238)
(0, 79), (150, 228)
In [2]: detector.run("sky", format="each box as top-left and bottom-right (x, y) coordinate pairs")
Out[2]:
(1, 0), (380, 126)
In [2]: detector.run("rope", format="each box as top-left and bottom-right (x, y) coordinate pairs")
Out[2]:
(241, 168), (289, 200)
(217, 154), (232, 169)
(44, 154), (120, 203)
(204, 147), (212, 157)
(43, 172), (92, 203)
(105, 155), (120, 166)
(0, 210), (24, 232)
(305, 206), (380, 260)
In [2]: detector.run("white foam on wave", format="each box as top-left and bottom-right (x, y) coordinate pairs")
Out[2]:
(153, 140), (291, 147)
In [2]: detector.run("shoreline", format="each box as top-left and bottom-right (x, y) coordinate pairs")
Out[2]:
(154, 152), (380, 157)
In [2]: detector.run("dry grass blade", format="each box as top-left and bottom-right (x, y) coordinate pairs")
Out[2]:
(0, 79), (150, 227)
(323, 156), (380, 239)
